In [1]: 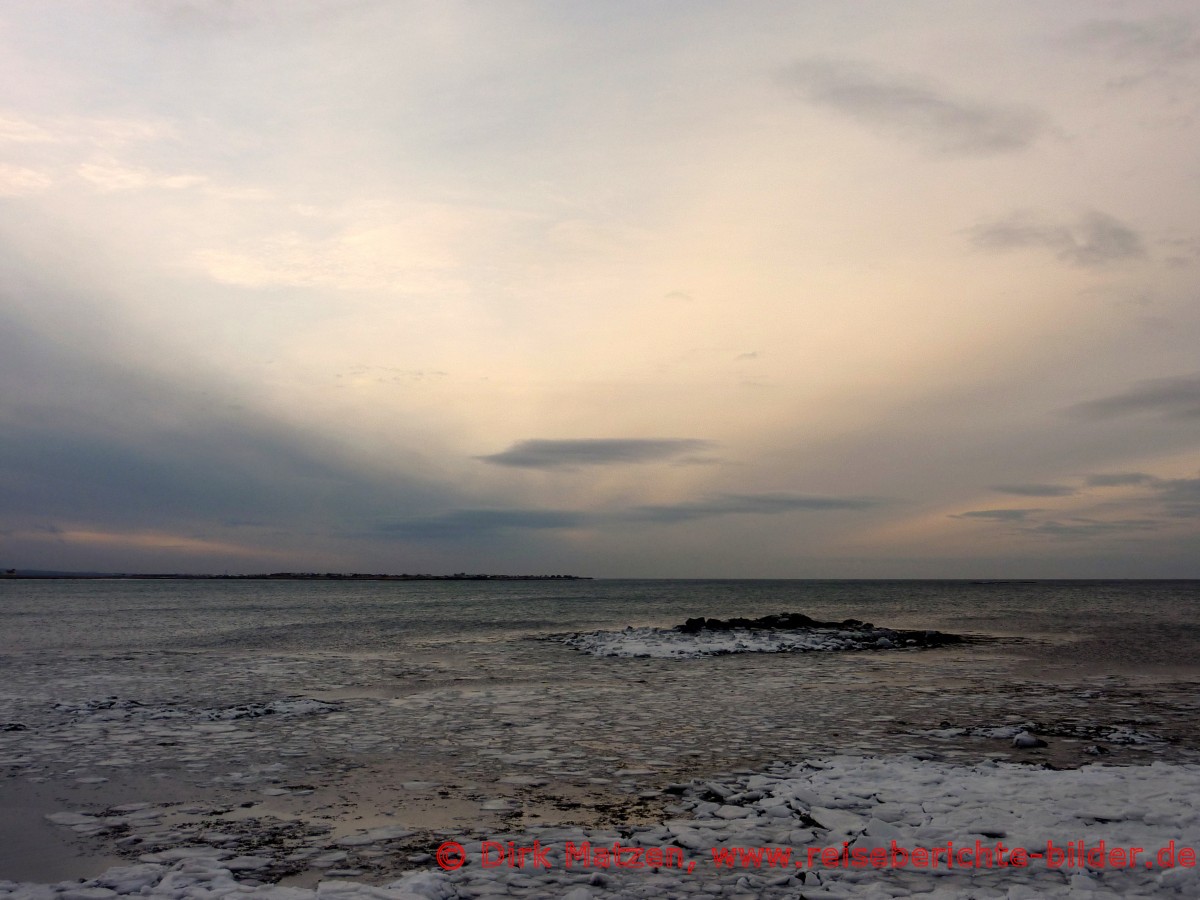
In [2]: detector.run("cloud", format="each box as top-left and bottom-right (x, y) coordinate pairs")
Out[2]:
(377, 491), (882, 538)
(9, 526), (275, 558)
(1076, 17), (1200, 62)
(1065, 373), (1200, 420)
(0, 278), (460, 565)
(1023, 518), (1163, 538)
(990, 483), (1076, 497)
(375, 508), (588, 540)
(477, 438), (716, 469)
(0, 163), (53, 197)
(1053, 476), (1199, 522)
(953, 508), (1041, 521)
(955, 472), (1200, 540)
(76, 161), (207, 193)
(1085, 472), (1159, 487)
(0, 115), (60, 144)
(190, 201), (486, 293)
(967, 210), (1146, 267)
(953, 506), (1164, 540)
(632, 492), (881, 524)
(146, 0), (380, 36)
(1156, 478), (1200, 518)
(1067, 17), (1200, 82)
(778, 59), (1046, 155)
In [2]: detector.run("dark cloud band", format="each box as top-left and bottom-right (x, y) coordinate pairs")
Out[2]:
(378, 492), (881, 541)
(631, 493), (881, 524)
(477, 438), (715, 468)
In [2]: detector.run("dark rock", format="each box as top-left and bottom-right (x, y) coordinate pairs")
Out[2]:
(673, 612), (966, 648)
(1012, 732), (1049, 749)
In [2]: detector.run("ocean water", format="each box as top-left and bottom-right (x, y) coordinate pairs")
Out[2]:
(4, 577), (1200, 662)
(2, 579), (1200, 895)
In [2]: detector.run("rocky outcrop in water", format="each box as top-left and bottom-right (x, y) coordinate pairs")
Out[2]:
(676, 612), (966, 648)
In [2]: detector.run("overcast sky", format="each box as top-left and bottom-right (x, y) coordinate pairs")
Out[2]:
(3, 1), (1199, 577)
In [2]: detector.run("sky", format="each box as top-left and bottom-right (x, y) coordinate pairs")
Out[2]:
(2, 0), (1199, 578)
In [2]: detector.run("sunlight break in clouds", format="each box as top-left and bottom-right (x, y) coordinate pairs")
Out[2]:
(14, 527), (274, 559)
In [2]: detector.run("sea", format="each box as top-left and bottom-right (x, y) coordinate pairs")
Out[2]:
(2, 578), (1200, 897)
(5, 577), (1200, 662)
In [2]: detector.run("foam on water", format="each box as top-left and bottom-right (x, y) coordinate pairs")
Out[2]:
(561, 626), (922, 658)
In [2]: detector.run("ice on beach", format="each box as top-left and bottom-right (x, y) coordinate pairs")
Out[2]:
(14, 755), (1200, 899)
(910, 721), (1168, 749)
(560, 625), (914, 658)
(5, 628), (1199, 899)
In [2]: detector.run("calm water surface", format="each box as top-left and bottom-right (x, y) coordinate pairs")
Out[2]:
(3, 579), (1199, 670)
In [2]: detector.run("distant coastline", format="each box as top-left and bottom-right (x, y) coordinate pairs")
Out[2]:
(0, 570), (591, 581)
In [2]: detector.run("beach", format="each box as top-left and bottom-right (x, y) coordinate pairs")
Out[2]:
(2, 579), (1199, 897)
(6, 2), (1200, 894)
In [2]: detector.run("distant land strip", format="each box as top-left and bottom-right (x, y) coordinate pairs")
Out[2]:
(0, 570), (591, 581)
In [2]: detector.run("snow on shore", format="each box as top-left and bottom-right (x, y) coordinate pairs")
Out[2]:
(561, 625), (922, 658)
(8, 754), (1200, 899)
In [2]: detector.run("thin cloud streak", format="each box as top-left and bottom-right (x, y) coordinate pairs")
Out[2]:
(1023, 518), (1163, 539)
(1085, 473), (1160, 487)
(779, 58), (1046, 155)
(477, 439), (716, 469)
(953, 475), (1200, 543)
(953, 509), (1042, 521)
(967, 210), (1146, 267)
(990, 484), (1077, 497)
(10, 526), (277, 558)
(375, 509), (588, 540)
(1066, 374), (1200, 420)
(632, 493), (883, 524)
